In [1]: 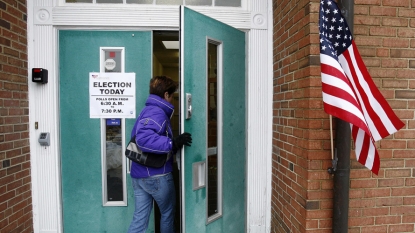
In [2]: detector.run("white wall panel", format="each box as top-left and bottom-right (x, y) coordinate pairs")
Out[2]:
(29, 1), (61, 232)
(51, 6), (251, 29)
(247, 1), (272, 233)
(247, 28), (272, 233)
(29, 24), (61, 233)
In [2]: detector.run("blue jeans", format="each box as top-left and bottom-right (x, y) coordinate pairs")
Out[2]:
(127, 173), (176, 233)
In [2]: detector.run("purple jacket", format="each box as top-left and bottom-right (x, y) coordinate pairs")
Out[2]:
(130, 94), (174, 178)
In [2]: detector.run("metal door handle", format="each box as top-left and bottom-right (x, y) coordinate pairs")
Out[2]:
(186, 93), (192, 119)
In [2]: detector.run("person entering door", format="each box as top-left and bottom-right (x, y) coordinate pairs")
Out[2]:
(127, 75), (192, 233)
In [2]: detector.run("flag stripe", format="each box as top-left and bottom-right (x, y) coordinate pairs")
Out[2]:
(352, 125), (380, 174)
(343, 42), (405, 136)
(350, 42), (404, 132)
(340, 45), (396, 140)
(340, 50), (385, 140)
(321, 55), (371, 135)
(323, 103), (369, 133)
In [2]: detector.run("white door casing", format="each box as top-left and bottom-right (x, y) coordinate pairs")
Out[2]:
(27, 1), (272, 232)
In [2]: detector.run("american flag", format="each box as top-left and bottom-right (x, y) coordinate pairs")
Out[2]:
(319, 0), (404, 174)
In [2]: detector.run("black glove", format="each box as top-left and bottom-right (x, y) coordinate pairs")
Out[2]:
(173, 132), (192, 150)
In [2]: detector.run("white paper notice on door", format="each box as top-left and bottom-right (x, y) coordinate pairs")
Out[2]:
(89, 72), (136, 118)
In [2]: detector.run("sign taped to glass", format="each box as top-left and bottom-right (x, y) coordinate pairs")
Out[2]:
(89, 72), (136, 118)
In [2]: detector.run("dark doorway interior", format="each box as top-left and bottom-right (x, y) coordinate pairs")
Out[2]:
(152, 30), (180, 233)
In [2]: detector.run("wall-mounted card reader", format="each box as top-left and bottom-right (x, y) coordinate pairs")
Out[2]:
(38, 132), (50, 146)
(32, 68), (48, 84)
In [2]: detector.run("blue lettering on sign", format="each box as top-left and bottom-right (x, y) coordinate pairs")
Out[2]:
(106, 119), (121, 126)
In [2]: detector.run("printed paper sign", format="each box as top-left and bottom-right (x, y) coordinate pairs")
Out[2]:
(89, 72), (136, 118)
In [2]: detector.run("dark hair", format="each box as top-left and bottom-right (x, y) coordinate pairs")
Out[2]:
(149, 76), (178, 98)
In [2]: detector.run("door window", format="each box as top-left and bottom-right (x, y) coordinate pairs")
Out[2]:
(104, 119), (124, 202)
(100, 47), (128, 206)
(207, 39), (222, 222)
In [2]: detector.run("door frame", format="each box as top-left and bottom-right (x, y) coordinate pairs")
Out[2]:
(27, 2), (273, 232)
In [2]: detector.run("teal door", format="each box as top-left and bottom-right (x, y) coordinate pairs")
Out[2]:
(180, 7), (246, 232)
(59, 31), (152, 232)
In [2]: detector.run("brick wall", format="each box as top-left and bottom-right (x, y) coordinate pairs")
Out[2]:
(272, 0), (414, 232)
(349, 0), (414, 232)
(0, 0), (32, 233)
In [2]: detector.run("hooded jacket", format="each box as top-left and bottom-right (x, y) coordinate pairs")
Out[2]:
(130, 94), (174, 178)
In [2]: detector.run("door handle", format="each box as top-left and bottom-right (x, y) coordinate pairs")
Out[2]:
(186, 93), (192, 119)
(192, 161), (206, 190)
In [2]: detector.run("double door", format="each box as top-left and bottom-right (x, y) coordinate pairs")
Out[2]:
(59, 7), (245, 232)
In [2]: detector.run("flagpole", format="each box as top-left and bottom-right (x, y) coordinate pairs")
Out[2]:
(331, 1), (353, 233)
(329, 115), (334, 160)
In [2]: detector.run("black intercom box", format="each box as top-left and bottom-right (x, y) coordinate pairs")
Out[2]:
(32, 68), (48, 84)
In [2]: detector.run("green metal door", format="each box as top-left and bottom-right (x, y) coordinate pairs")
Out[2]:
(180, 7), (246, 233)
(59, 31), (152, 232)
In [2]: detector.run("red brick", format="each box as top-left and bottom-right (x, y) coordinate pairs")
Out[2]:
(355, 36), (383, 46)
(0, 191), (15, 205)
(390, 49), (415, 58)
(385, 168), (411, 177)
(398, 8), (415, 17)
(376, 197), (403, 207)
(383, 0), (410, 7)
(396, 69), (415, 79)
(382, 38), (409, 48)
(6, 165), (21, 175)
(349, 216), (375, 226)
(369, 6), (397, 16)
(394, 130), (415, 139)
(355, 15), (382, 26)
(356, 0), (381, 5)
(305, 209), (332, 219)
(350, 169), (373, 179)
(364, 188), (391, 198)
(15, 184), (30, 196)
(403, 196), (415, 205)
(379, 139), (406, 149)
(354, 3), (369, 14)
(382, 17), (410, 27)
(350, 199), (376, 208)
(375, 215), (401, 225)
(391, 185), (415, 196)
(388, 224), (415, 232)
(393, 149), (415, 158)
(361, 225), (388, 233)
(402, 215), (415, 223)
(398, 28), (415, 37)
(379, 178), (404, 187)
(404, 178), (415, 186)
(354, 26), (370, 36)
(350, 179), (378, 188)
(2, 222), (19, 233)
(370, 27), (397, 36)
(6, 179), (22, 192)
(0, 175), (14, 187)
(8, 209), (24, 226)
(362, 207), (390, 216)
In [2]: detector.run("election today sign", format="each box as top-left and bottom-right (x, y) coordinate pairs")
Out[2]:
(89, 72), (136, 118)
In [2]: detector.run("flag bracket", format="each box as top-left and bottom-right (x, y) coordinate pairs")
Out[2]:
(327, 148), (338, 174)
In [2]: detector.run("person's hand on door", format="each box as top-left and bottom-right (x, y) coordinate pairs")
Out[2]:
(173, 132), (192, 150)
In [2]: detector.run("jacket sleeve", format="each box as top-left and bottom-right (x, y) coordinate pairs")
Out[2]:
(134, 108), (173, 154)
